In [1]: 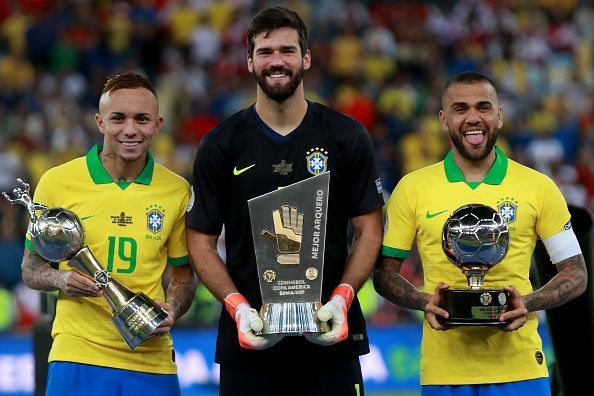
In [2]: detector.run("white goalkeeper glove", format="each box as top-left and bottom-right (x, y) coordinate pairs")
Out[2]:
(304, 283), (354, 346)
(224, 292), (283, 350)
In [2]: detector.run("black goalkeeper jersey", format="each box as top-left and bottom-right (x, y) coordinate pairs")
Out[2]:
(187, 101), (384, 365)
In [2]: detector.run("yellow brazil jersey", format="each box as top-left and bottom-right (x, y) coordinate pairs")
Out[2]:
(26, 144), (190, 374)
(382, 147), (570, 385)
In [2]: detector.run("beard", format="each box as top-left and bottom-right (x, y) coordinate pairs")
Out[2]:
(253, 65), (304, 103)
(449, 130), (498, 161)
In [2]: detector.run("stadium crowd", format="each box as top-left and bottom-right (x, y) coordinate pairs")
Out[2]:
(1, 0), (593, 332)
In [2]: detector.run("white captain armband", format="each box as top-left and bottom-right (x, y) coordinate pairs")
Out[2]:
(542, 228), (582, 264)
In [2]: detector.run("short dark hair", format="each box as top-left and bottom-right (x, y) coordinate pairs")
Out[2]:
(246, 6), (308, 58)
(441, 71), (498, 107)
(102, 72), (157, 97)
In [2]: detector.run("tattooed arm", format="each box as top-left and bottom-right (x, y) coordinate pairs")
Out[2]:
(525, 254), (587, 311)
(21, 249), (102, 297)
(374, 257), (429, 310)
(165, 264), (197, 319)
(499, 254), (587, 332)
(152, 264), (197, 335)
(373, 257), (450, 330)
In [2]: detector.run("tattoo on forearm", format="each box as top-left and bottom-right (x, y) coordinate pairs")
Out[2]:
(166, 278), (197, 319)
(374, 258), (430, 311)
(524, 255), (588, 312)
(22, 252), (63, 292)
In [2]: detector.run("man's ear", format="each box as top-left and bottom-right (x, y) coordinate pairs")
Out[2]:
(155, 115), (164, 135)
(497, 106), (503, 129)
(303, 49), (311, 71)
(247, 55), (254, 74)
(438, 110), (449, 132)
(95, 114), (105, 135)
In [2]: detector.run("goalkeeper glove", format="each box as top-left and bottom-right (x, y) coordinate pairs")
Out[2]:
(304, 283), (354, 346)
(224, 292), (283, 350)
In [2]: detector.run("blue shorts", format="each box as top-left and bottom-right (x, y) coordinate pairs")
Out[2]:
(45, 361), (181, 396)
(422, 377), (551, 396)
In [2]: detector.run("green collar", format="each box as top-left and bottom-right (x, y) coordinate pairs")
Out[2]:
(86, 144), (154, 188)
(443, 146), (507, 185)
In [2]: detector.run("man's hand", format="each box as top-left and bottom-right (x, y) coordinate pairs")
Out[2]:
(498, 285), (528, 332)
(224, 293), (283, 350)
(150, 301), (174, 336)
(261, 205), (303, 265)
(58, 270), (104, 298)
(305, 284), (354, 346)
(424, 282), (452, 331)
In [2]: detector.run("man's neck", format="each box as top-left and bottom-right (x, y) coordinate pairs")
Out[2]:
(99, 150), (146, 183)
(452, 149), (497, 182)
(254, 88), (308, 136)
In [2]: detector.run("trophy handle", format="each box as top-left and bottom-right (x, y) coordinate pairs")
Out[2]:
(68, 247), (136, 314)
(67, 246), (169, 349)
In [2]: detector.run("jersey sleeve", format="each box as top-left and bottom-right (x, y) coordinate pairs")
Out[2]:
(381, 175), (417, 258)
(185, 133), (226, 235)
(167, 182), (190, 266)
(535, 175), (572, 240)
(345, 124), (385, 216)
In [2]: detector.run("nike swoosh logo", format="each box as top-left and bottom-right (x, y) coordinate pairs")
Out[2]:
(81, 215), (95, 221)
(233, 164), (255, 176)
(426, 210), (448, 219)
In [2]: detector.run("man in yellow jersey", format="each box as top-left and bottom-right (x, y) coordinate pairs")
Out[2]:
(374, 71), (587, 396)
(20, 72), (197, 396)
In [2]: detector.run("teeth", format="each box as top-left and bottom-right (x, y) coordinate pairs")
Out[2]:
(121, 141), (140, 147)
(464, 130), (484, 135)
(270, 73), (286, 78)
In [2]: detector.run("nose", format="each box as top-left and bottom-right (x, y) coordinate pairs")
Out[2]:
(123, 119), (137, 136)
(465, 107), (481, 124)
(269, 50), (284, 66)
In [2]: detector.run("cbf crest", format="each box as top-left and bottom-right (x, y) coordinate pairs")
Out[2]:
(497, 198), (518, 223)
(306, 147), (329, 175)
(146, 205), (165, 234)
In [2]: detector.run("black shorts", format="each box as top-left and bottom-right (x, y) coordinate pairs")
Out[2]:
(219, 356), (364, 396)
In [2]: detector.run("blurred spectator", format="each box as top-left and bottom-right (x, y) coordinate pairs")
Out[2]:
(1, 3), (30, 55)
(575, 144), (594, 209)
(0, 286), (16, 331)
(399, 115), (447, 175)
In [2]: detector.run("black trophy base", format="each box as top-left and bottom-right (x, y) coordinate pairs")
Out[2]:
(440, 289), (510, 326)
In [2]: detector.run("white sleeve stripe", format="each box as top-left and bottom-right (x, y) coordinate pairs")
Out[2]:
(542, 228), (582, 264)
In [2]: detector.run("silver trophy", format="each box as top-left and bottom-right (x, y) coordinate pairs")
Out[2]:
(441, 203), (511, 325)
(3, 178), (168, 349)
(248, 172), (331, 334)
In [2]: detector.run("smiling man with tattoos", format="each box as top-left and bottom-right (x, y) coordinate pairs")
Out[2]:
(20, 72), (196, 396)
(374, 71), (587, 396)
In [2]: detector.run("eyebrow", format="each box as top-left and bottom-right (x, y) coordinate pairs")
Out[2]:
(450, 100), (493, 108)
(255, 44), (298, 53)
(108, 111), (152, 118)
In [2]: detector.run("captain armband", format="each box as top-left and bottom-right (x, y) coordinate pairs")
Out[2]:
(542, 228), (582, 264)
